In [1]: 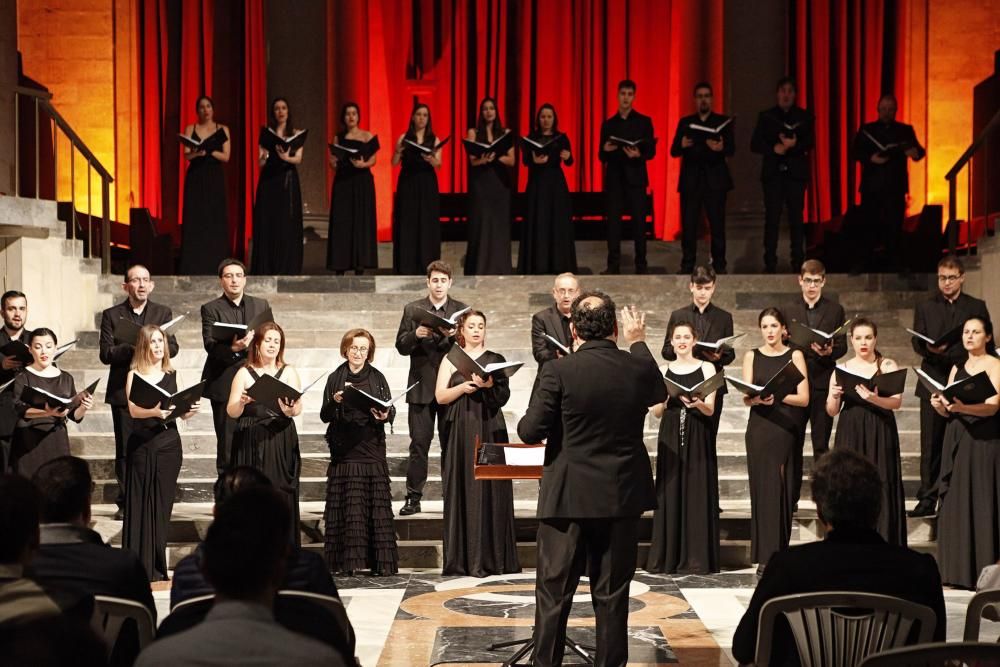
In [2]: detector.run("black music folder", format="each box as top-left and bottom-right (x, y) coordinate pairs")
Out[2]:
(19, 378), (100, 410)
(543, 334), (570, 356)
(788, 319), (852, 348)
(834, 367), (908, 400)
(520, 134), (566, 157)
(209, 308), (275, 342)
(686, 116), (734, 136)
(328, 135), (381, 161)
(907, 325), (963, 349)
(446, 344), (523, 380)
(726, 361), (804, 402)
(462, 131), (514, 158)
(0, 340), (32, 365)
(608, 135), (657, 149)
(916, 369), (997, 404)
(403, 135), (451, 154)
(695, 333), (746, 351)
(412, 306), (471, 330)
(114, 313), (187, 346)
(258, 127), (309, 154)
(341, 382), (418, 413)
(664, 370), (726, 401)
(247, 373), (322, 416)
(178, 127), (228, 153)
(128, 375), (206, 420)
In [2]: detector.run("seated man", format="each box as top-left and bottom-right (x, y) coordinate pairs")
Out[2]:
(136, 487), (346, 666)
(0, 474), (91, 626)
(170, 466), (339, 608)
(28, 457), (154, 618)
(732, 449), (946, 666)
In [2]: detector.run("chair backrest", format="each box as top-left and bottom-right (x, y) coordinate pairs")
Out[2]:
(754, 592), (937, 667)
(169, 593), (216, 614)
(276, 590), (355, 661)
(157, 594), (216, 640)
(93, 595), (155, 658)
(963, 588), (1000, 641)
(858, 641), (1000, 666)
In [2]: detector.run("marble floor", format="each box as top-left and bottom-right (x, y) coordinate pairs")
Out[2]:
(151, 569), (990, 666)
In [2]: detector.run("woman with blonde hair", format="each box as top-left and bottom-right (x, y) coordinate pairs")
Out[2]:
(320, 328), (398, 575)
(124, 324), (199, 580)
(227, 321), (303, 544)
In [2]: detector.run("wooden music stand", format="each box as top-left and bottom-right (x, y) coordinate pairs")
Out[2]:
(472, 435), (544, 480)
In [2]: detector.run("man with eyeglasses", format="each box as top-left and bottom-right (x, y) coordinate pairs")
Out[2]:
(909, 256), (990, 517)
(200, 258), (272, 497)
(784, 259), (846, 506)
(531, 273), (580, 369)
(100, 264), (179, 518)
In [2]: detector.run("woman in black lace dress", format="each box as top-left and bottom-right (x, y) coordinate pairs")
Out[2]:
(227, 321), (303, 545)
(320, 328), (398, 575)
(179, 95), (230, 274)
(826, 318), (906, 545)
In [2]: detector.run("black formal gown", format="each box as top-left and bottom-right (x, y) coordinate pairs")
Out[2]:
(647, 366), (719, 574)
(251, 149), (303, 275)
(320, 363), (398, 575)
(442, 351), (520, 576)
(231, 367), (302, 545)
(393, 135), (441, 275)
(746, 349), (802, 567)
(327, 137), (377, 273)
(179, 126), (229, 274)
(518, 134), (576, 275)
(12, 370), (80, 478)
(937, 367), (1000, 589)
(832, 371), (906, 546)
(466, 131), (512, 275)
(123, 372), (183, 581)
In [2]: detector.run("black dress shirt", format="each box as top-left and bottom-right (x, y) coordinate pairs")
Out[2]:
(661, 302), (736, 394)
(395, 296), (469, 405)
(853, 120), (925, 194)
(100, 299), (180, 406)
(199, 294), (271, 402)
(598, 110), (656, 188)
(670, 112), (735, 192)
(912, 291), (990, 396)
(784, 295), (848, 393)
(750, 105), (815, 182)
(531, 305), (573, 366)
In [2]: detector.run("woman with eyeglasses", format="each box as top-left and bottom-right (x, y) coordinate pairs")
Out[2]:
(320, 328), (398, 576)
(931, 316), (1000, 589)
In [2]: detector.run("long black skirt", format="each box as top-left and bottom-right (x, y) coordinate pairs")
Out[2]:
(323, 460), (398, 574)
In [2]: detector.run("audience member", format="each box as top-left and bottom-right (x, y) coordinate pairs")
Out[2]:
(137, 486), (346, 666)
(731, 449), (946, 666)
(0, 614), (107, 667)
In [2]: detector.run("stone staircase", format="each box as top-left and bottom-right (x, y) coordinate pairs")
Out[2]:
(62, 272), (938, 569)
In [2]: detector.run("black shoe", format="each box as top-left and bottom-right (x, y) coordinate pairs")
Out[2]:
(907, 499), (937, 518)
(600, 266), (621, 275)
(399, 496), (421, 516)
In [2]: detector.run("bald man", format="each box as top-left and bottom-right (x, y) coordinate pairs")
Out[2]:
(530, 273), (580, 369)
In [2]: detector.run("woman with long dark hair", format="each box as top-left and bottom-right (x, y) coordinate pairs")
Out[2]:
(327, 102), (377, 275)
(435, 310), (520, 576)
(320, 328), (398, 576)
(932, 316), (1000, 588)
(519, 103), (576, 274)
(124, 324), (198, 580)
(465, 97), (513, 275)
(179, 95), (231, 274)
(252, 97), (304, 275)
(826, 317), (906, 545)
(392, 104), (443, 274)
(226, 321), (303, 544)
(741, 307), (809, 574)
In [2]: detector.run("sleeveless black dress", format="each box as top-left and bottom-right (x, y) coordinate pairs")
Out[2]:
(465, 129), (512, 275)
(179, 125), (229, 274)
(745, 349), (802, 567)
(937, 366), (1000, 588)
(123, 372), (183, 581)
(647, 366), (719, 574)
(11, 370), (80, 478)
(231, 367), (302, 545)
(393, 134), (441, 275)
(251, 146), (303, 275)
(441, 351), (520, 576)
(327, 136), (377, 272)
(832, 365), (906, 546)
(518, 133), (576, 274)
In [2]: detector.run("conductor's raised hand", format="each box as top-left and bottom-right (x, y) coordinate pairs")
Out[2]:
(621, 305), (647, 345)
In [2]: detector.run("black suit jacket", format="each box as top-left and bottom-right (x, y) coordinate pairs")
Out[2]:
(28, 524), (155, 619)
(100, 300), (180, 406)
(661, 303), (735, 395)
(670, 112), (735, 192)
(199, 294), (271, 402)
(395, 296), (469, 405)
(530, 305), (572, 367)
(731, 526), (946, 666)
(0, 327), (27, 437)
(784, 296), (847, 394)
(853, 120), (925, 194)
(518, 339), (667, 519)
(750, 105), (815, 182)
(911, 291), (990, 396)
(599, 110), (656, 189)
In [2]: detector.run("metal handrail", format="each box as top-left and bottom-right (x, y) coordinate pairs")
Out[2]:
(945, 107), (1000, 255)
(13, 85), (114, 273)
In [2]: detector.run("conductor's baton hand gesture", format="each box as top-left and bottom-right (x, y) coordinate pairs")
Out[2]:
(621, 306), (646, 345)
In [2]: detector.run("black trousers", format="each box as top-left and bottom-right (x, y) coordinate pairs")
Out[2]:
(111, 406), (134, 508)
(860, 189), (907, 270)
(792, 392), (833, 505)
(710, 395), (724, 504)
(762, 176), (807, 271)
(680, 188), (727, 272)
(405, 401), (449, 499)
(0, 434), (11, 474)
(211, 399), (237, 478)
(533, 516), (639, 667)
(605, 183), (648, 270)
(917, 396), (949, 504)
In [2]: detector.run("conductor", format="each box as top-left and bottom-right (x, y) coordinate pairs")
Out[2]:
(518, 292), (667, 667)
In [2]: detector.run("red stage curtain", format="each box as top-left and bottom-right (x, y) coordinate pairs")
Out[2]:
(326, 0), (724, 241)
(790, 0), (904, 223)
